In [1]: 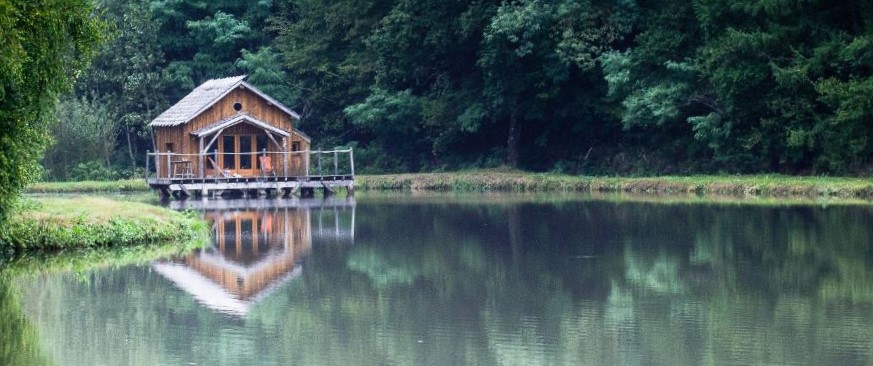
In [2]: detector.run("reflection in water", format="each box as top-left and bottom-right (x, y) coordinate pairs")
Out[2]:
(0, 276), (51, 366)
(8, 195), (873, 365)
(155, 197), (355, 316)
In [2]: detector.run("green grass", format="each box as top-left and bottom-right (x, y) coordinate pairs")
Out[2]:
(357, 170), (873, 198)
(0, 196), (209, 250)
(26, 179), (148, 193)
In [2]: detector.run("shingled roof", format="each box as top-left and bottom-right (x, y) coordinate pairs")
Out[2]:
(149, 75), (300, 127)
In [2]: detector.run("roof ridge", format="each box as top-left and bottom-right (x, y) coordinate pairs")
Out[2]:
(148, 75), (247, 127)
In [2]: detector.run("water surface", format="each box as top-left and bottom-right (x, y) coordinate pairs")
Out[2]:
(6, 193), (873, 365)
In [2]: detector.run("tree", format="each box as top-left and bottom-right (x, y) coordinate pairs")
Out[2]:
(0, 0), (103, 219)
(478, 0), (629, 168)
(273, 0), (391, 153)
(43, 97), (116, 180)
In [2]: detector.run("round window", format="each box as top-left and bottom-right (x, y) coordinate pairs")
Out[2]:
(233, 102), (242, 111)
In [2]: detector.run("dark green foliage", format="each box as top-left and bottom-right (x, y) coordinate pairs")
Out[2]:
(42, 0), (873, 179)
(605, 0), (873, 173)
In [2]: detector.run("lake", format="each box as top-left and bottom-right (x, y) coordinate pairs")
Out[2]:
(4, 192), (873, 365)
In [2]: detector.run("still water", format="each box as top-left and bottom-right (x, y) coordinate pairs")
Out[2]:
(4, 193), (873, 365)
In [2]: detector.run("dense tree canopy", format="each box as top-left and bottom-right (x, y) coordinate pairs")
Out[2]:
(40, 0), (873, 178)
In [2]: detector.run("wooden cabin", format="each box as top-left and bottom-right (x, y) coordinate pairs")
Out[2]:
(149, 75), (310, 179)
(146, 76), (355, 199)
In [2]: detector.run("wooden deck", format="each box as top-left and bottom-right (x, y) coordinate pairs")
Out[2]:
(147, 175), (354, 199)
(146, 149), (354, 200)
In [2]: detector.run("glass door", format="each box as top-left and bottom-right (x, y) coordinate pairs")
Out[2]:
(238, 135), (254, 176)
(217, 134), (256, 176)
(221, 136), (235, 170)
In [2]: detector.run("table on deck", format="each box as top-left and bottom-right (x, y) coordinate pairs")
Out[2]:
(171, 160), (194, 179)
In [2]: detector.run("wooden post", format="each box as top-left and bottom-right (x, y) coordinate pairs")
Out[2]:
(145, 150), (150, 180)
(349, 149), (355, 177)
(166, 150), (171, 179)
(262, 148), (267, 177)
(333, 150), (338, 176)
(282, 151), (289, 177)
(198, 137), (205, 178)
(304, 150), (310, 177)
(318, 151), (322, 176)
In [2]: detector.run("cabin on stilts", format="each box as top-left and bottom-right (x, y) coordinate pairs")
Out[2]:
(145, 75), (354, 199)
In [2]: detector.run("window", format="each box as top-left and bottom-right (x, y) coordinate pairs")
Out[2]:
(239, 135), (252, 169)
(165, 143), (174, 153)
(222, 136), (235, 169)
(233, 102), (242, 111)
(292, 142), (300, 152)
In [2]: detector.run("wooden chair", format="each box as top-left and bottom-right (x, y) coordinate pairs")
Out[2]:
(208, 157), (232, 178)
(259, 155), (275, 177)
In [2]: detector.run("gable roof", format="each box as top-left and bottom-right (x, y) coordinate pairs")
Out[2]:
(149, 75), (301, 127)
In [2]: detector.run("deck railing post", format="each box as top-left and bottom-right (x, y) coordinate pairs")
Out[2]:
(145, 150), (150, 180)
(334, 150), (338, 176)
(166, 150), (171, 179)
(304, 151), (310, 177)
(262, 148), (267, 176)
(283, 149), (289, 176)
(349, 149), (354, 176)
(318, 151), (322, 176)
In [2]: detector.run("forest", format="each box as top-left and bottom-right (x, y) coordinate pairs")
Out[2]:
(9, 0), (873, 183)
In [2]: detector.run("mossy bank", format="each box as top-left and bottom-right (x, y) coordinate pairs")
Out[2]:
(0, 196), (208, 251)
(357, 171), (873, 199)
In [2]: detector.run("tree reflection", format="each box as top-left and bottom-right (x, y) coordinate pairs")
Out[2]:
(0, 275), (51, 366)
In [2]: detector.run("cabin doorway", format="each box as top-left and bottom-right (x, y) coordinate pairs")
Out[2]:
(218, 134), (257, 176)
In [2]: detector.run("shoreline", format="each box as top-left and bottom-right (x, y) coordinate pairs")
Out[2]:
(357, 171), (873, 199)
(24, 171), (873, 200)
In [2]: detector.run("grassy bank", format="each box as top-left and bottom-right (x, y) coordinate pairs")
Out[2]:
(25, 171), (873, 199)
(0, 196), (208, 250)
(26, 179), (148, 193)
(358, 171), (873, 199)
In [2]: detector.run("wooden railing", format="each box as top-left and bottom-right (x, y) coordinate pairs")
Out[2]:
(145, 149), (354, 180)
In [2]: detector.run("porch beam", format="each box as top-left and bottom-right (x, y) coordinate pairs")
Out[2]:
(203, 127), (225, 153)
(265, 131), (282, 151)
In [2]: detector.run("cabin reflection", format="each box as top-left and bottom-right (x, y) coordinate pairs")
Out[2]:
(153, 198), (355, 316)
